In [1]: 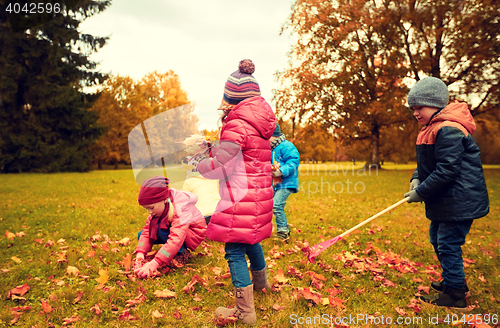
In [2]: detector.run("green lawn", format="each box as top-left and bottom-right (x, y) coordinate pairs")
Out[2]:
(1, 166), (499, 327)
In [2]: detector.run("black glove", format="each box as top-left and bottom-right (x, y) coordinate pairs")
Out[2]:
(404, 190), (424, 203)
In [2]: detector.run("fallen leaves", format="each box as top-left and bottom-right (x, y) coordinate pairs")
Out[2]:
(118, 237), (130, 246)
(214, 314), (238, 327)
(11, 256), (22, 264)
(153, 288), (177, 299)
(95, 269), (109, 284)
(7, 284), (30, 299)
(66, 265), (80, 276)
(41, 299), (53, 313)
(9, 306), (31, 325)
(182, 275), (208, 293)
(90, 304), (102, 316)
(122, 253), (132, 271)
(274, 268), (289, 284)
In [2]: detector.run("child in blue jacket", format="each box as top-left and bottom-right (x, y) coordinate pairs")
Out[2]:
(271, 123), (300, 240)
(404, 77), (489, 309)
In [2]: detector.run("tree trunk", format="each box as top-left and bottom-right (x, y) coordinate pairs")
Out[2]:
(97, 159), (102, 170)
(114, 161), (119, 170)
(371, 123), (380, 168)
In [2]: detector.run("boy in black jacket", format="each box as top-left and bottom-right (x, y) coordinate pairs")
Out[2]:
(404, 77), (489, 310)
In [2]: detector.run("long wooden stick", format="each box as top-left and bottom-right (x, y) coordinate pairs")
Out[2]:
(339, 197), (409, 238)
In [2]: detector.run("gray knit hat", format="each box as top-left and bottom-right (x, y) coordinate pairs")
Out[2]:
(407, 77), (449, 109)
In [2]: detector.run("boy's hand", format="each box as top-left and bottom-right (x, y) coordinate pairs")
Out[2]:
(410, 179), (420, 191)
(404, 190), (424, 203)
(134, 259), (160, 279)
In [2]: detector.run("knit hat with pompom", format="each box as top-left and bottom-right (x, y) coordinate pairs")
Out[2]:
(218, 59), (261, 110)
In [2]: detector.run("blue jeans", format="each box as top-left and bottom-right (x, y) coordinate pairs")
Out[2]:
(138, 228), (185, 253)
(224, 243), (267, 288)
(429, 220), (473, 289)
(273, 188), (293, 233)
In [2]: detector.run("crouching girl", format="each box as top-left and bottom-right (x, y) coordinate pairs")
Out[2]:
(133, 176), (207, 278)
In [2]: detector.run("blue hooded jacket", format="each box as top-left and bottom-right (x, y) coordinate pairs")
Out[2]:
(272, 136), (300, 193)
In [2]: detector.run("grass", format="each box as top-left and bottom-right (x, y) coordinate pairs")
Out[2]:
(1, 164), (499, 327)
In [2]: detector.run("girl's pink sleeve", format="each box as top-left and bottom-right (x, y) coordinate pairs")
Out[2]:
(135, 215), (154, 255)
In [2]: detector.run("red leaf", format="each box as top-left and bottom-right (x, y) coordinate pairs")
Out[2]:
(272, 304), (282, 311)
(286, 265), (304, 280)
(34, 239), (43, 244)
(329, 297), (346, 308)
(41, 299), (53, 313)
(126, 294), (146, 307)
(355, 288), (365, 294)
(478, 274), (486, 283)
(173, 310), (182, 319)
(62, 315), (80, 326)
(395, 307), (408, 316)
(214, 314), (238, 326)
(325, 288), (342, 297)
(182, 275), (208, 293)
(118, 310), (138, 321)
(8, 284), (30, 298)
(417, 285), (430, 295)
(299, 288), (322, 305)
(90, 304), (102, 316)
(72, 291), (84, 304)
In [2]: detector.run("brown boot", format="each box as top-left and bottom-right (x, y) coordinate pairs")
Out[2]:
(215, 285), (256, 325)
(251, 266), (271, 292)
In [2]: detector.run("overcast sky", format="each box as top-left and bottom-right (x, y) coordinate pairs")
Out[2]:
(80, 0), (295, 131)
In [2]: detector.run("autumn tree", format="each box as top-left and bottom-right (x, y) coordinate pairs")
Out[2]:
(0, 0), (110, 172)
(293, 122), (339, 163)
(275, 0), (412, 168)
(91, 71), (197, 169)
(275, 0), (500, 166)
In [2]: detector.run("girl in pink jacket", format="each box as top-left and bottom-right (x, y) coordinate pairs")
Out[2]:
(133, 176), (207, 279)
(197, 59), (276, 325)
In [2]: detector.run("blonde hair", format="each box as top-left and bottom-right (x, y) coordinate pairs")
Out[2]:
(218, 110), (231, 128)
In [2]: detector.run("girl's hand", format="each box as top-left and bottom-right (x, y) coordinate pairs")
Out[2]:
(134, 259), (161, 279)
(133, 254), (146, 271)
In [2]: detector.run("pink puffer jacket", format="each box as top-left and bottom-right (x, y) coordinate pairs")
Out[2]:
(198, 96), (276, 244)
(135, 189), (207, 265)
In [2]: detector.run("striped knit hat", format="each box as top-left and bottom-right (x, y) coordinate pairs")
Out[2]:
(218, 59), (261, 110)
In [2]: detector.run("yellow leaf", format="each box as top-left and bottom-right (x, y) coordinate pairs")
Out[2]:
(118, 237), (130, 246)
(154, 288), (177, 299)
(123, 254), (132, 271)
(67, 266), (80, 276)
(5, 230), (15, 239)
(274, 268), (289, 283)
(95, 269), (109, 284)
(11, 256), (22, 264)
(151, 310), (165, 319)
